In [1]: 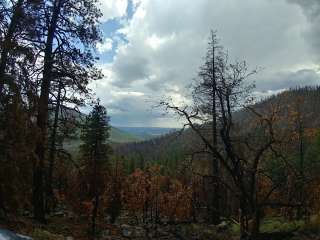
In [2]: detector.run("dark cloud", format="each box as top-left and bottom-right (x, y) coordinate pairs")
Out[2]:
(113, 55), (151, 87)
(106, 95), (178, 127)
(288, 0), (320, 20)
(287, 0), (320, 60)
(256, 69), (320, 91)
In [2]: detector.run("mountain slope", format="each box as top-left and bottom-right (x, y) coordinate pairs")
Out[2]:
(63, 126), (141, 156)
(115, 86), (320, 167)
(116, 127), (178, 140)
(110, 126), (143, 143)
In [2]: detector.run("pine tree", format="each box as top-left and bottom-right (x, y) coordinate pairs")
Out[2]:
(33, 0), (102, 222)
(80, 100), (111, 238)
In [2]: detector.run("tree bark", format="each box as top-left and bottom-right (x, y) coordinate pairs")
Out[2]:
(297, 109), (305, 220)
(209, 31), (220, 225)
(91, 194), (99, 238)
(46, 81), (62, 213)
(239, 197), (248, 240)
(33, 0), (63, 223)
(250, 209), (261, 240)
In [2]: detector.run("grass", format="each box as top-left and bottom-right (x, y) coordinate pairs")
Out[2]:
(230, 215), (320, 237)
(31, 229), (65, 240)
(301, 214), (320, 234)
(260, 217), (304, 233)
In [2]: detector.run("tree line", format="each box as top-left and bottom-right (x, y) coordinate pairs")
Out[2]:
(0, 0), (102, 224)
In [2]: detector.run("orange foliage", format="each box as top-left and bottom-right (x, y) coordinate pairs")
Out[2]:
(123, 166), (193, 222)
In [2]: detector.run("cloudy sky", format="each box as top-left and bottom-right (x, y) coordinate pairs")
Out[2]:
(92, 0), (320, 127)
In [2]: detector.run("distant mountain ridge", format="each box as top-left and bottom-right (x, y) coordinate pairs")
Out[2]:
(60, 110), (177, 142)
(110, 126), (142, 143)
(116, 127), (178, 141)
(63, 124), (178, 156)
(114, 86), (320, 165)
(65, 87), (320, 157)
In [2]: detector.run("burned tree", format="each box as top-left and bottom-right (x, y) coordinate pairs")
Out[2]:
(159, 31), (287, 239)
(190, 31), (223, 224)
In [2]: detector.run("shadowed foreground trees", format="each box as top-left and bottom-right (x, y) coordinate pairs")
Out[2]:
(34, 0), (102, 222)
(0, 0), (102, 223)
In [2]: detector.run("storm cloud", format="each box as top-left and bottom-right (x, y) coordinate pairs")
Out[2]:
(287, 0), (320, 61)
(96, 0), (320, 127)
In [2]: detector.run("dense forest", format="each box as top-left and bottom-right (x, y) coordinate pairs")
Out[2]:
(0, 1), (320, 240)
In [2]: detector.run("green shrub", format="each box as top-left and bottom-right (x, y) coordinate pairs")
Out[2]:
(301, 215), (320, 234)
(31, 229), (64, 240)
(261, 217), (304, 233)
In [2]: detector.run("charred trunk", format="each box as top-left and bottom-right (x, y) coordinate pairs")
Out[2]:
(45, 81), (62, 213)
(33, 0), (62, 223)
(91, 194), (99, 238)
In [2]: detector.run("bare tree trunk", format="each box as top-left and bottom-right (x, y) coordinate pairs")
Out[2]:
(209, 30), (220, 225)
(239, 199), (248, 240)
(91, 194), (99, 239)
(33, 0), (62, 223)
(297, 112), (305, 220)
(46, 81), (62, 213)
(250, 209), (261, 240)
(0, 184), (6, 219)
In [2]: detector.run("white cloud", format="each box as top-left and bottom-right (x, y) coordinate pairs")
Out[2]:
(95, 0), (317, 127)
(287, 0), (320, 61)
(96, 38), (113, 53)
(110, 0), (311, 89)
(111, 90), (145, 97)
(99, 0), (128, 22)
(146, 34), (176, 50)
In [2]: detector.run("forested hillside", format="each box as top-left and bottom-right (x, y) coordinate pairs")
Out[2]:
(0, 1), (320, 240)
(116, 87), (320, 175)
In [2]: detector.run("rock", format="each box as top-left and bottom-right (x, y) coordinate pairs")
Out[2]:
(216, 221), (228, 232)
(116, 216), (132, 225)
(100, 229), (110, 239)
(65, 236), (74, 240)
(51, 210), (65, 217)
(121, 224), (133, 237)
(65, 211), (75, 219)
(22, 210), (31, 217)
(16, 234), (32, 240)
(104, 215), (111, 223)
(101, 237), (121, 240)
(133, 227), (146, 238)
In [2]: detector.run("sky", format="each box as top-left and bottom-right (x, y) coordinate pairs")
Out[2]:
(92, 0), (320, 128)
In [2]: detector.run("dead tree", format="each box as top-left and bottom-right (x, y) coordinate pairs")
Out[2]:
(159, 32), (288, 239)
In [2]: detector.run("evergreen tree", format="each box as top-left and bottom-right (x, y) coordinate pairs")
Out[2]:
(33, 0), (102, 222)
(80, 101), (111, 237)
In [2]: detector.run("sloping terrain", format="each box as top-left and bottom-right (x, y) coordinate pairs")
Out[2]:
(117, 127), (178, 140)
(115, 87), (320, 166)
